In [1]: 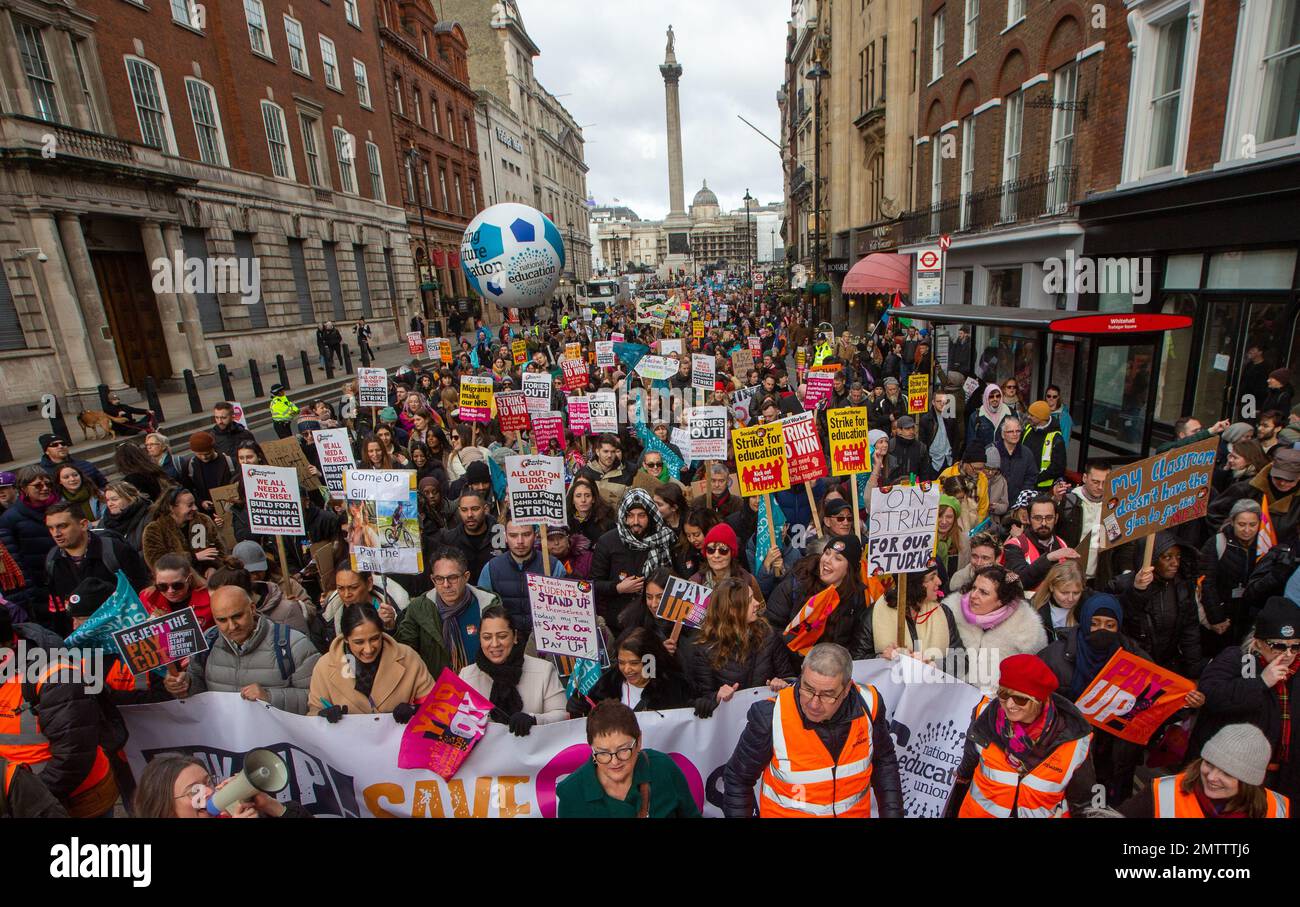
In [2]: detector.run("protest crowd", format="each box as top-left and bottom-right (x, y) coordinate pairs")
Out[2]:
(2, 280), (1300, 821)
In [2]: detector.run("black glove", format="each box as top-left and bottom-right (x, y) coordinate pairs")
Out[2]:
(321, 704), (348, 723)
(693, 695), (720, 720)
(392, 702), (419, 724)
(508, 712), (537, 737)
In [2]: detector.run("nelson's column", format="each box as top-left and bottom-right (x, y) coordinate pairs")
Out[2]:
(661, 25), (692, 278)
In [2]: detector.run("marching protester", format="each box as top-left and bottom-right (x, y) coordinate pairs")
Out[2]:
(681, 577), (779, 717)
(946, 565), (1047, 694)
(458, 605), (566, 735)
(308, 602), (434, 720)
(566, 627), (693, 717)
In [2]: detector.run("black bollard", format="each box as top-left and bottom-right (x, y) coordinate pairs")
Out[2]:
(323, 350), (335, 380)
(47, 395), (70, 442)
(144, 376), (165, 424)
(248, 360), (264, 399)
(218, 363), (235, 402)
(183, 369), (202, 413)
(96, 384), (111, 410)
(275, 354), (289, 391)
(0, 416), (12, 462)
(300, 351), (314, 386)
(358, 339), (371, 367)
(342, 344), (353, 373)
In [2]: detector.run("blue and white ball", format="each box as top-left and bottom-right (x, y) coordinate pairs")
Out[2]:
(460, 203), (565, 309)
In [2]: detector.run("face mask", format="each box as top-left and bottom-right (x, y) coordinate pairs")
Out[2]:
(1086, 629), (1119, 653)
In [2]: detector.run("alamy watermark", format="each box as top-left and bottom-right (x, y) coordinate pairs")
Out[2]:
(150, 250), (261, 306)
(1042, 252), (1154, 306)
(0, 643), (105, 694)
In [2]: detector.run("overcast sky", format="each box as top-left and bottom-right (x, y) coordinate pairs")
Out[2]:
(520, 0), (788, 221)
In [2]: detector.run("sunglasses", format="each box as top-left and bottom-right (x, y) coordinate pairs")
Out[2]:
(705, 544), (731, 556)
(157, 581), (189, 593)
(996, 689), (1037, 707)
(1265, 641), (1300, 655)
(46, 441), (68, 448)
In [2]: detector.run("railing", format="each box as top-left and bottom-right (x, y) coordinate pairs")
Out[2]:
(897, 165), (1077, 244)
(791, 165), (808, 193)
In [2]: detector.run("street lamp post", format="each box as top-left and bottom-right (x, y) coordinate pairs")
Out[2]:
(406, 145), (442, 334)
(807, 59), (830, 314)
(744, 188), (754, 307)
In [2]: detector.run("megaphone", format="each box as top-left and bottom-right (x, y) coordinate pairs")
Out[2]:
(206, 748), (289, 816)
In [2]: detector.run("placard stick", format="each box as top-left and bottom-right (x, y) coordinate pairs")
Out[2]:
(540, 526), (551, 577)
(669, 618), (684, 649)
(471, 423), (477, 448)
(896, 572), (909, 652)
(762, 494), (782, 577)
(1142, 534), (1156, 570)
(706, 460), (714, 509)
(275, 536), (291, 592)
(850, 477), (862, 539)
(804, 483), (823, 537)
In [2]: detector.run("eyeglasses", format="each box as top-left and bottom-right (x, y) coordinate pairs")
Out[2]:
(1003, 429), (1022, 435)
(1045, 392), (1060, 399)
(174, 775), (215, 801)
(592, 742), (638, 765)
(157, 581), (189, 593)
(705, 544), (731, 556)
(25, 479), (52, 489)
(827, 513), (851, 521)
(1265, 641), (1300, 655)
(798, 684), (847, 705)
(996, 689), (1037, 707)
(432, 574), (467, 586)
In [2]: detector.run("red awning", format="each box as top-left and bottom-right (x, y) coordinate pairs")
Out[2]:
(842, 252), (911, 295)
(431, 249), (446, 268)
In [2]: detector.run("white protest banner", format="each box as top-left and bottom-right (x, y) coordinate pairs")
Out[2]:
(692, 354), (715, 391)
(343, 469), (421, 573)
(505, 455), (566, 528)
(527, 575), (598, 661)
(688, 406), (728, 460)
(313, 428), (354, 499)
(730, 385), (759, 423)
(357, 368), (388, 408)
(595, 341), (615, 368)
(240, 464), (304, 536)
(671, 427), (693, 464)
(867, 484), (940, 575)
(120, 658), (977, 817)
(660, 338), (683, 357)
(588, 390), (618, 433)
(229, 401), (249, 429)
(522, 371), (553, 415)
(635, 355), (672, 381)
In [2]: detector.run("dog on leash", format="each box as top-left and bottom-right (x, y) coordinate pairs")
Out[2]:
(77, 410), (116, 440)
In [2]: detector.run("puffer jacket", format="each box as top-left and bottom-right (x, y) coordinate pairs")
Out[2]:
(0, 499), (56, 613)
(186, 616), (321, 714)
(722, 678), (904, 818)
(1199, 530), (1272, 635)
(1109, 532), (1203, 678)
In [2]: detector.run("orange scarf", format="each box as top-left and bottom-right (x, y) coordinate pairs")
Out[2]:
(783, 586), (841, 656)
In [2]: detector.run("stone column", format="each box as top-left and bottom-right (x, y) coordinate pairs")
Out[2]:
(29, 211), (100, 392)
(160, 223), (214, 374)
(56, 212), (127, 389)
(138, 220), (193, 378)
(660, 55), (686, 218)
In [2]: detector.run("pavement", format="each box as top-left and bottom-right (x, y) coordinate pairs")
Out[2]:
(0, 338), (465, 477)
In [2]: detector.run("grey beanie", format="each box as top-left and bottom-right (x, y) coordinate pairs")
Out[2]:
(1221, 422), (1255, 444)
(1201, 724), (1272, 787)
(984, 445), (1002, 470)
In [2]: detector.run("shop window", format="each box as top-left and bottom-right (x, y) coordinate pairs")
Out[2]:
(1163, 253), (1202, 289)
(1155, 294), (1196, 424)
(1206, 249), (1297, 289)
(987, 267), (1021, 306)
(1191, 301), (1237, 426)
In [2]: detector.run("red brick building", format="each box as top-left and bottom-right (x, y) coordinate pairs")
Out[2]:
(0, 0), (416, 412)
(376, 0), (484, 327)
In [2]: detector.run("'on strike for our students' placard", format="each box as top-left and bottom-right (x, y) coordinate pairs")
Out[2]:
(867, 484), (940, 575)
(240, 464), (304, 535)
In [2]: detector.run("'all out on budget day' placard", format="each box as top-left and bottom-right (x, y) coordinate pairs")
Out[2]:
(527, 575), (599, 661)
(867, 484), (940, 575)
(505, 455), (566, 528)
(357, 368), (389, 408)
(240, 464), (304, 535)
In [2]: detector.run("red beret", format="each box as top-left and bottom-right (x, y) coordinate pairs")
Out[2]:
(703, 522), (739, 556)
(998, 654), (1058, 702)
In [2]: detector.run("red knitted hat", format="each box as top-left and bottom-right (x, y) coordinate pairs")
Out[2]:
(703, 522), (739, 555)
(998, 654), (1058, 701)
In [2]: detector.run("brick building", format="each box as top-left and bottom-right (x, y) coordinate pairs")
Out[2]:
(0, 0), (415, 414)
(1075, 0), (1299, 451)
(376, 0), (484, 329)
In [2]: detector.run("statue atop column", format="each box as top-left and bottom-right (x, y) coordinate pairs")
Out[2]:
(666, 25), (674, 57)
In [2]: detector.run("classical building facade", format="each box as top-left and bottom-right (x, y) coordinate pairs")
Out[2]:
(475, 87), (532, 207)
(448, 0), (591, 289)
(0, 0), (415, 416)
(377, 0), (484, 328)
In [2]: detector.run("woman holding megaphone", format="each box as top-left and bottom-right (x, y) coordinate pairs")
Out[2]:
(133, 753), (312, 818)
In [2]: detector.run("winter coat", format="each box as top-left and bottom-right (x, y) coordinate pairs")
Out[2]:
(45, 532), (151, 615)
(140, 512), (225, 572)
(395, 586), (499, 677)
(1191, 639), (1300, 802)
(590, 526), (657, 627)
(1109, 534), (1203, 678)
(0, 499), (55, 608)
(459, 655), (567, 724)
(479, 550), (566, 634)
(1038, 630), (1151, 694)
(436, 518), (502, 581)
(253, 580), (317, 636)
(1002, 532), (1069, 593)
(1208, 465), (1299, 546)
(307, 634), (435, 716)
(207, 422), (256, 459)
(99, 498), (152, 550)
(320, 578), (410, 640)
(1024, 424), (1066, 488)
(884, 436), (927, 484)
(1199, 530), (1272, 633)
(0, 760), (69, 818)
(554, 532), (594, 580)
(946, 591), (1048, 694)
(994, 440), (1039, 505)
(721, 678), (904, 818)
(764, 570), (867, 678)
(187, 617), (320, 714)
(679, 629), (779, 698)
(565, 662), (694, 717)
(851, 599), (962, 660)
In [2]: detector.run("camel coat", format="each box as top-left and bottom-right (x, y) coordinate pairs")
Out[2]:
(307, 633), (435, 715)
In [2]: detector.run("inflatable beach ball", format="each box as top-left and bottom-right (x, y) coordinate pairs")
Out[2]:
(461, 203), (565, 309)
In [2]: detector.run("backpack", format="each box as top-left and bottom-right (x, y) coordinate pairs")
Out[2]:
(45, 527), (125, 580)
(195, 621), (296, 681)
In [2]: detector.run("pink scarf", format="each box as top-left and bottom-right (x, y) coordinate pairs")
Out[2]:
(961, 593), (1015, 630)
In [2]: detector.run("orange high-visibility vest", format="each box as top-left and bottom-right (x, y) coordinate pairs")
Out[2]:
(759, 683), (880, 818)
(0, 660), (111, 797)
(959, 704), (1091, 818)
(1152, 771), (1289, 818)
